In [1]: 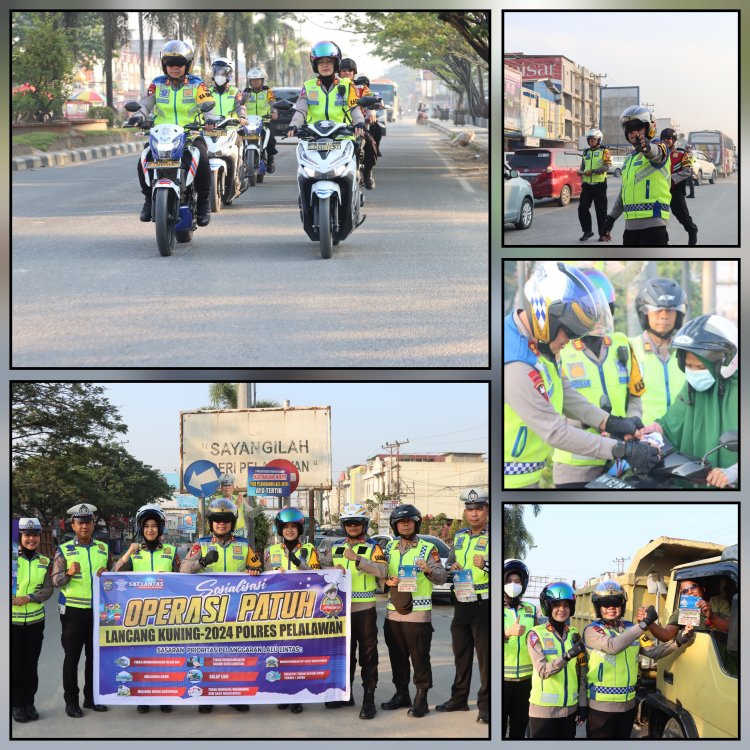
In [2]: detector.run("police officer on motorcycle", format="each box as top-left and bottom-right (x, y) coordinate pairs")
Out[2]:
(243, 66), (279, 173)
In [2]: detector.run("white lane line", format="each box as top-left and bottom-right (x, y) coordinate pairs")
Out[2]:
(430, 145), (476, 194)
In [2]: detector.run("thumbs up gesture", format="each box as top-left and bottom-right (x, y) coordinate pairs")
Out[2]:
(505, 614), (526, 638)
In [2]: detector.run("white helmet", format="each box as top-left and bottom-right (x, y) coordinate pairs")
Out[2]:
(136, 504), (166, 536)
(340, 503), (369, 534)
(585, 128), (603, 145)
(247, 67), (266, 84)
(620, 105), (656, 139)
(19, 518), (43, 534)
(211, 57), (233, 85)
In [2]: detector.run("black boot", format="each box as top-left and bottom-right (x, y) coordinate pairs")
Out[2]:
(363, 169), (374, 190)
(266, 156), (275, 174)
(381, 687), (411, 710)
(139, 194), (152, 222)
(196, 194), (211, 227)
(290, 703), (303, 714)
(688, 226), (698, 246)
(12, 706), (29, 723)
(137, 705), (149, 713)
(25, 705), (39, 721)
(578, 231), (594, 241)
(359, 691), (376, 720)
(436, 698), (469, 712)
(408, 688), (429, 718)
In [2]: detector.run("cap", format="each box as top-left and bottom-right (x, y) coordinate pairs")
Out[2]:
(219, 473), (234, 486)
(19, 517), (43, 534)
(68, 503), (96, 520)
(460, 488), (489, 508)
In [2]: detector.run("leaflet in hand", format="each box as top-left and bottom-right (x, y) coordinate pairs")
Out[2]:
(677, 595), (700, 626)
(397, 565), (417, 592)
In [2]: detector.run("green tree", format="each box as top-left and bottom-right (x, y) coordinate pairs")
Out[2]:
(252, 511), (272, 555)
(207, 383), (280, 409)
(503, 504), (541, 560)
(102, 12), (130, 109)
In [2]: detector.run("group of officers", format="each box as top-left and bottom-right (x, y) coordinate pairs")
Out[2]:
(504, 261), (738, 489)
(11, 487), (488, 729)
(577, 106), (699, 246)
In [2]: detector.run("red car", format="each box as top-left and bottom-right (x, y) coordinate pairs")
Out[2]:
(506, 148), (583, 207)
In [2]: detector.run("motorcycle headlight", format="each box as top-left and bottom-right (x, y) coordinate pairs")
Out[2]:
(302, 166), (317, 179)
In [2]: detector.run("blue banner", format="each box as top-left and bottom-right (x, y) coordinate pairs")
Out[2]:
(247, 466), (291, 497)
(94, 570), (350, 705)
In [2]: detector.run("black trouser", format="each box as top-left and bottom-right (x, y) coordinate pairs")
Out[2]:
(383, 618), (433, 690)
(61, 607), (94, 705)
(670, 181), (697, 233)
(350, 607), (379, 691)
(449, 598), (489, 713)
(136, 136), (210, 198)
(362, 131), (378, 170)
(503, 678), (532, 738)
(529, 714), (577, 739)
(686, 172), (695, 196)
(370, 121), (383, 152)
(578, 182), (608, 235)
(11, 620), (45, 708)
(586, 706), (637, 739)
(622, 226), (669, 246)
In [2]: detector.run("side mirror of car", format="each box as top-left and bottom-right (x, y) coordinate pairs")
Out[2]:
(510, 169), (519, 179)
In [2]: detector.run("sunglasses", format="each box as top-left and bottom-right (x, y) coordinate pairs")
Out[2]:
(680, 583), (701, 594)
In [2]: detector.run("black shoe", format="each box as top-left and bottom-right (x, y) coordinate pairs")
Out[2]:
(408, 688), (429, 718)
(196, 196), (211, 227)
(290, 703), (303, 714)
(137, 705), (150, 713)
(82, 700), (108, 712)
(25, 705), (39, 721)
(687, 194), (695, 198)
(266, 159), (275, 174)
(139, 196), (152, 222)
(325, 701), (345, 708)
(359, 692), (376, 720)
(198, 705), (213, 713)
(364, 172), (374, 190)
(435, 699), (470, 712)
(231, 704), (249, 712)
(598, 236), (607, 242)
(12, 706), (29, 723)
(688, 227), (698, 246)
(578, 231), (594, 241)
(278, 704), (289, 710)
(477, 712), (489, 724)
(381, 691), (411, 710)
(65, 704), (83, 718)
(160, 705), (173, 712)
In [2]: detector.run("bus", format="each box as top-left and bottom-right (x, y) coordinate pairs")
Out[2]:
(369, 79), (399, 123)
(688, 130), (736, 177)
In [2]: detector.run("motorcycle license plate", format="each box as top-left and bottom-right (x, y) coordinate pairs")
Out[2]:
(207, 130), (228, 136)
(308, 142), (341, 151)
(589, 474), (631, 490)
(146, 161), (180, 168)
(242, 135), (260, 141)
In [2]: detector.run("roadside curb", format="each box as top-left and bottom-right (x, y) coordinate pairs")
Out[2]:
(428, 120), (489, 153)
(12, 140), (142, 171)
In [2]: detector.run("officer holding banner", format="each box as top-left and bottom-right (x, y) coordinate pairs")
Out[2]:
(51, 503), (112, 718)
(436, 489), (489, 725)
(214, 473), (251, 539)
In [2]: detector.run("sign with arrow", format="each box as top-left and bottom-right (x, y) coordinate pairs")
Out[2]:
(183, 460), (221, 498)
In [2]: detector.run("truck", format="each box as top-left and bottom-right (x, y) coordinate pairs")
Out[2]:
(571, 536), (738, 739)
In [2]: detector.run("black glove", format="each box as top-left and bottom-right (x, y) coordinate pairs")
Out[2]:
(563, 637), (585, 661)
(675, 628), (692, 646)
(613, 440), (660, 473)
(603, 215), (615, 234)
(641, 605), (658, 627)
(574, 706), (589, 724)
(128, 115), (144, 126)
(605, 415), (644, 437)
(199, 549), (219, 567)
(286, 125), (298, 137)
(288, 551), (302, 568)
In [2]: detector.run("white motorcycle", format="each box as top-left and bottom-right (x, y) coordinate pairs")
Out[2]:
(202, 115), (247, 212)
(242, 114), (272, 186)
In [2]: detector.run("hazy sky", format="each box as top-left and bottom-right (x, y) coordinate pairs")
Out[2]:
(97, 382), (487, 478)
(507, 503), (738, 587)
(504, 11), (738, 143)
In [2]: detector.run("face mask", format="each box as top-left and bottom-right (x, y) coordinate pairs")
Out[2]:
(504, 582), (523, 598)
(214, 75), (227, 86)
(685, 368), (715, 392)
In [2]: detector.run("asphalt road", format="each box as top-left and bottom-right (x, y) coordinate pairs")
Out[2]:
(503, 173), (738, 246)
(11, 595), (488, 740)
(12, 122), (488, 367)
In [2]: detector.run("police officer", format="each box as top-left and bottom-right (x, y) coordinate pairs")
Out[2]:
(504, 261), (660, 488)
(243, 66), (279, 173)
(601, 106), (671, 246)
(213, 473), (251, 539)
(12, 518), (53, 723)
(661, 128), (698, 245)
(181, 497), (262, 714)
(577, 128), (612, 241)
(502, 559), (537, 739)
(52, 503), (112, 717)
(553, 267), (646, 488)
(583, 580), (694, 738)
(265, 506), (322, 714)
(527, 582), (587, 739)
(380, 504), (447, 718)
(436, 489), (489, 725)
(629, 277), (688, 424)
(319, 504), (388, 719)
(114, 504), (180, 714)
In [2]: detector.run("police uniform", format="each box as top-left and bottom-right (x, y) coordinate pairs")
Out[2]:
(181, 533), (263, 573)
(553, 335), (645, 486)
(242, 85), (279, 161)
(212, 474), (250, 537)
(667, 145), (698, 242)
(51, 504), (112, 716)
(503, 597), (537, 737)
(438, 490), (490, 723)
(264, 540), (322, 571)
(12, 519), (53, 722)
(578, 144), (612, 237)
(289, 75), (365, 131)
(117, 541), (180, 572)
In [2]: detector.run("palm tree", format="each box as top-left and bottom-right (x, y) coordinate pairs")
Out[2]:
(101, 12), (130, 108)
(503, 504), (541, 560)
(207, 383), (280, 409)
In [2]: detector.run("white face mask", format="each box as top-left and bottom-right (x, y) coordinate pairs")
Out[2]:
(685, 368), (716, 392)
(214, 74), (227, 86)
(504, 582), (523, 598)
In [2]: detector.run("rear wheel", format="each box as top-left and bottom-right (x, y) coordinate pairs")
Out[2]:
(318, 195), (334, 259)
(559, 184), (571, 207)
(154, 189), (174, 257)
(709, 171), (716, 184)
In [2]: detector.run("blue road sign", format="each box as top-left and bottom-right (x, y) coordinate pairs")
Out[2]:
(183, 460), (221, 497)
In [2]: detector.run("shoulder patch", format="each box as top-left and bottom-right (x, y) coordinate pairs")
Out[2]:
(592, 625), (606, 634)
(527, 369), (549, 402)
(528, 630), (539, 646)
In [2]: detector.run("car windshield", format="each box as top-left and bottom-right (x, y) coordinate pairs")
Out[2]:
(507, 151), (551, 169)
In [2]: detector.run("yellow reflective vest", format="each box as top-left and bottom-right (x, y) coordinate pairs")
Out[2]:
(528, 624), (581, 707)
(585, 619), (640, 702)
(582, 147), (610, 184)
(452, 528), (489, 598)
(330, 539), (386, 602)
(58, 539), (109, 610)
(384, 537), (438, 612)
(621, 146), (672, 220)
(302, 76), (358, 124)
(209, 84), (242, 118)
(150, 75), (214, 126)
(13, 553), (50, 624)
(131, 543), (176, 573)
(504, 600), (536, 679)
(629, 334), (685, 423)
(244, 86), (275, 117)
(267, 542), (321, 571)
(198, 535), (260, 573)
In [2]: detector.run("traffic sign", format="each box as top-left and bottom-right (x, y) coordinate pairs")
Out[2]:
(183, 460), (221, 498)
(266, 459), (300, 492)
(247, 466), (291, 497)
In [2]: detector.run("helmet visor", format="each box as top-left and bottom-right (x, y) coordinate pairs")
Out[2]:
(312, 42), (339, 59)
(208, 513), (234, 525)
(555, 287), (614, 340)
(597, 596), (624, 609)
(163, 57), (188, 68)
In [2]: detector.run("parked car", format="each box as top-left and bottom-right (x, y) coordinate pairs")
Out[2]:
(607, 154), (627, 177)
(506, 148), (582, 206)
(270, 86), (299, 135)
(503, 161), (534, 230)
(691, 150), (717, 184)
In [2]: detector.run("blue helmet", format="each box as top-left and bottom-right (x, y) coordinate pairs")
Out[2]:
(539, 581), (576, 617)
(579, 267), (616, 305)
(275, 507), (305, 536)
(310, 41), (342, 73)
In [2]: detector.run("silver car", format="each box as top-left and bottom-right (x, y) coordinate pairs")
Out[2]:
(503, 161), (534, 230)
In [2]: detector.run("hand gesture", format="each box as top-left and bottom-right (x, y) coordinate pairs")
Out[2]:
(385, 576), (399, 586)
(473, 554), (485, 569)
(12, 596), (31, 606)
(450, 561), (463, 571)
(638, 134), (649, 152)
(505, 615), (526, 638)
(414, 558), (428, 572)
(675, 624), (693, 645)
(67, 561), (81, 577)
(697, 598), (712, 619)
(343, 546), (359, 562)
(129, 542), (141, 554)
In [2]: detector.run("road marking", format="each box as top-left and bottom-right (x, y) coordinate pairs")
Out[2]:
(430, 146), (476, 194)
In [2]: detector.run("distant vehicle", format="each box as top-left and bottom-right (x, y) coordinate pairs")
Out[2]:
(688, 130), (735, 177)
(368, 79), (399, 123)
(691, 150), (717, 185)
(506, 148), (582, 207)
(270, 86), (299, 135)
(503, 161), (534, 230)
(607, 154), (627, 177)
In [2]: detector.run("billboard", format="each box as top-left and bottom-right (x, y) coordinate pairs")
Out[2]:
(506, 55), (563, 82)
(600, 86), (640, 149)
(180, 407), (332, 491)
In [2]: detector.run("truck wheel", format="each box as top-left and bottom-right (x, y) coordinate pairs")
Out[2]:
(662, 719), (686, 738)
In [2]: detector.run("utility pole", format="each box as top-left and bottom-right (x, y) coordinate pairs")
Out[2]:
(613, 556), (630, 575)
(236, 383), (256, 408)
(382, 439), (409, 504)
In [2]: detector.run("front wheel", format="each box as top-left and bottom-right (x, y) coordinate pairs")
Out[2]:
(614, 167), (621, 177)
(210, 171), (223, 213)
(709, 171), (716, 184)
(515, 197), (533, 229)
(318, 195), (334, 259)
(154, 189), (174, 257)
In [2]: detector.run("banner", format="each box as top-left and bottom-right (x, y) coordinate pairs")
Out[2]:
(94, 570), (350, 705)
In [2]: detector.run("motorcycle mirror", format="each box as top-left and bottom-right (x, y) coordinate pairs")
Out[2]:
(718, 430), (739, 452)
(672, 461), (708, 479)
(273, 100), (293, 110)
(124, 101), (141, 112)
(356, 96), (379, 108)
(200, 101), (215, 113)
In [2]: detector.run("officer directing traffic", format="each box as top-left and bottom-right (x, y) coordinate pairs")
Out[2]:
(51, 504), (112, 718)
(436, 489), (489, 725)
(577, 128), (612, 242)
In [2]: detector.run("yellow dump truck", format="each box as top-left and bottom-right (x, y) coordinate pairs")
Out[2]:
(572, 536), (738, 738)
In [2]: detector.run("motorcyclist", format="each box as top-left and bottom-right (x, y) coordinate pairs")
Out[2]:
(354, 75), (384, 156)
(129, 40), (214, 226)
(286, 41), (365, 140)
(242, 66), (278, 173)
